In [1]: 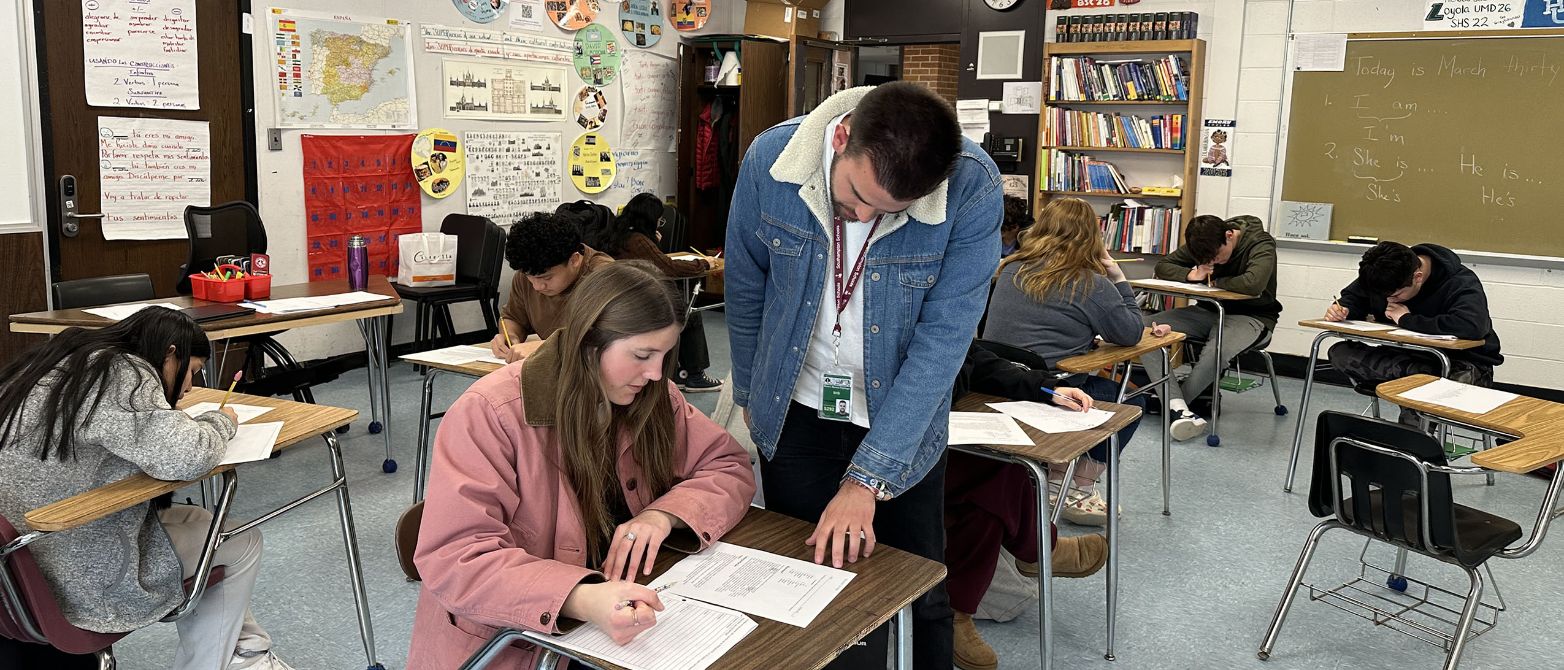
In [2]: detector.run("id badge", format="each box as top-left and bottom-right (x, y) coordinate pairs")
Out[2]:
(818, 370), (854, 422)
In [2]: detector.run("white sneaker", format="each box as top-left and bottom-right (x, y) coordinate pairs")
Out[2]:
(1170, 410), (1208, 441)
(231, 650), (295, 670)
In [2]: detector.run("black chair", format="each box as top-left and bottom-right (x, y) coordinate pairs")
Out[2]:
(52, 273), (155, 309)
(393, 214), (507, 353)
(657, 202), (689, 254)
(1257, 412), (1521, 670)
(972, 338), (1053, 373)
(179, 202), (336, 404)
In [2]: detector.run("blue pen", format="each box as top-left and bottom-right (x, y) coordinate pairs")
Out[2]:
(1039, 386), (1083, 411)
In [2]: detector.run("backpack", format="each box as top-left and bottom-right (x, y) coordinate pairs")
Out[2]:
(555, 200), (616, 250)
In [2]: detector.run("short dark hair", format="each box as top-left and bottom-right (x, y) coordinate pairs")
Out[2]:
(507, 211), (584, 275)
(842, 82), (961, 201)
(1002, 195), (1032, 232)
(1182, 215), (1234, 264)
(1357, 241), (1419, 296)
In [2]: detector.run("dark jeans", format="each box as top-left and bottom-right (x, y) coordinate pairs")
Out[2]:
(944, 453), (1053, 614)
(1072, 374), (1145, 463)
(762, 402), (952, 670)
(676, 311), (710, 374)
(1327, 341), (1493, 425)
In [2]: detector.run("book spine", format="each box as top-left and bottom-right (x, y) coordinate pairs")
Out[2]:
(1056, 15), (1068, 43)
(1153, 12), (1168, 40)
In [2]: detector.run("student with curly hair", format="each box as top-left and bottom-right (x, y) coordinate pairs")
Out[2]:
(490, 211), (614, 363)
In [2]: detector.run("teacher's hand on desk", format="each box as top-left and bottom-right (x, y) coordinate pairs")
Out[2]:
(809, 481), (877, 568)
(562, 581), (665, 645)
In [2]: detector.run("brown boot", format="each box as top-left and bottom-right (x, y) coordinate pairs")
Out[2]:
(953, 612), (999, 670)
(1052, 533), (1108, 578)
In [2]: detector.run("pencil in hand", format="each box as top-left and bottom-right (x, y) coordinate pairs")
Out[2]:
(500, 320), (514, 348)
(217, 371), (241, 409)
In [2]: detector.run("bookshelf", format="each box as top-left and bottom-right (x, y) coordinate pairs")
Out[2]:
(1037, 38), (1205, 255)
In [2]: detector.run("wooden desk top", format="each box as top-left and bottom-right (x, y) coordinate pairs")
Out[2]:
(1298, 319), (1485, 351)
(410, 340), (544, 377)
(1128, 279), (1251, 302)
(1055, 328), (1186, 374)
(1377, 375), (1564, 474)
(558, 507), (945, 670)
(9, 276), (403, 341)
(25, 388), (357, 532)
(952, 392), (1142, 465)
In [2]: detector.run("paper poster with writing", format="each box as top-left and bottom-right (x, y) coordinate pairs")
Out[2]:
(443, 57), (567, 121)
(97, 117), (208, 240)
(412, 128), (465, 198)
(619, 0), (664, 48)
(82, 0), (200, 110)
(606, 148), (658, 196)
(1199, 119), (1234, 177)
(464, 130), (562, 225)
(620, 51), (677, 151)
(569, 132), (616, 193)
(547, 0), (600, 30)
(301, 134), (421, 282)
(573, 24), (621, 86)
(670, 0), (711, 31)
(574, 85), (610, 130)
(421, 24), (573, 66)
(510, 0), (546, 31)
(453, 0), (508, 23)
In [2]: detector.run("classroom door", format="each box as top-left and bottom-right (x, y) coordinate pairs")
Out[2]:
(789, 38), (857, 116)
(35, 0), (253, 298)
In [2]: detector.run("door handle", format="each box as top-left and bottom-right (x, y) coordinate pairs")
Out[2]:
(66, 213), (105, 219)
(57, 175), (103, 238)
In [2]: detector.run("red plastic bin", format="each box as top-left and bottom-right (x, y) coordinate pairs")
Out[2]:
(244, 274), (271, 300)
(190, 264), (247, 303)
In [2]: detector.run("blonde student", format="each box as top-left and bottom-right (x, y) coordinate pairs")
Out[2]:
(409, 261), (755, 668)
(0, 307), (291, 670)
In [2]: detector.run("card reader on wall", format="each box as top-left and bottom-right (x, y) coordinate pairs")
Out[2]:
(982, 134), (1024, 165)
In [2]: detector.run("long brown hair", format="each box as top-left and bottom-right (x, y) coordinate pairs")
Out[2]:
(553, 261), (687, 559)
(998, 197), (1108, 302)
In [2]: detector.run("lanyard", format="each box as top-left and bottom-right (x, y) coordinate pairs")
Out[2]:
(831, 214), (882, 340)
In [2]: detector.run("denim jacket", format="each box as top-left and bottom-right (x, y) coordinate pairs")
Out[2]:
(724, 86), (1002, 497)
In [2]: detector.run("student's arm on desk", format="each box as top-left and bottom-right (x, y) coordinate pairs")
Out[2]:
(1396, 283), (1492, 340)
(1334, 279), (1371, 320)
(721, 152), (768, 408)
(1093, 279), (1147, 346)
(642, 390), (755, 551)
(84, 357), (235, 481)
(1211, 237), (1276, 297)
(1153, 245), (1198, 281)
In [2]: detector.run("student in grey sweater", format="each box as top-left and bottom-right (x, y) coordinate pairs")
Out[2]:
(0, 308), (292, 670)
(982, 197), (1157, 526)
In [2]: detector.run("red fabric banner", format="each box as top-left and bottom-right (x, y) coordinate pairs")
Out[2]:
(301, 134), (421, 282)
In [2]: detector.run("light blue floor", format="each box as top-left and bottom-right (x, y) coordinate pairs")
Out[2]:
(112, 313), (1564, 669)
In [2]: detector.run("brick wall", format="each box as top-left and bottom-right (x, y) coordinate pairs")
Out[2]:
(899, 44), (961, 106)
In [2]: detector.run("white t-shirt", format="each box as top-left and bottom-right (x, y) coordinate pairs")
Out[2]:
(791, 113), (872, 428)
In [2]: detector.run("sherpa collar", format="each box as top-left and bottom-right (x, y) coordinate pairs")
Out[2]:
(767, 86), (950, 226)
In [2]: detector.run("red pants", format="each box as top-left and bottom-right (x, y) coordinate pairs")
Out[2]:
(944, 452), (1054, 614)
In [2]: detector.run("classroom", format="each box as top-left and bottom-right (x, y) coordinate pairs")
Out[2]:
(2, 0), (1562, 668)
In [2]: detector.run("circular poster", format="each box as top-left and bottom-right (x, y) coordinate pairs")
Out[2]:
(548, 0), (600, 30)
(670, 0), (710, 31)
(569, 132), (616, 194)
(573, 24), (621, 86)
(452, 0), (508, 23)
(619, 0), (664, 48)
(574, 85), (610, 131)
(412, 128), (465, 199)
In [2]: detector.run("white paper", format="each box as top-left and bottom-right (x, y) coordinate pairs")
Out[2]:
(1001, 82), (1042, 114)
(399, 344), (492, 366)
(987, 400), (1114, 434)
(1327, 320), (1396, 332)
(607, 149), (659, 195)
(648, 542), (854, 628)
(1424, 0), (1525, 31)
(1133, 278), (1225, 293)
(82, 0), (200, 110)
(621, 51), (679, 152)
(1292, 33), (1347, 72)
(956, 99), (991, 143)
(552, 596), (755, 670)
(948, 412), (1035, 446)
(509, 0), (546, 32)
(1399, 378), (1518, 415)
(220, 421), (283, 466)
(241, 291), (387, 314)
(183, 402), (274, 424)
(442, 57), (567, 122)
(464, 131), (562, 226)
(474, 355), (508, 365)
(1388, 329), (1459, 341)
(272, 9), (417, 129)
(81, 302), (183, 321)
(98, 117), (209, 240)
(1278, 200), (1333, 241)
(1001, 174), (1029, 200)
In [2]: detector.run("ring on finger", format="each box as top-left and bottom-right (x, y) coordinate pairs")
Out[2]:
(625, 531), (637, 541)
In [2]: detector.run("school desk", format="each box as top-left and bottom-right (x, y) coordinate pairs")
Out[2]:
(458, 507), (946, 670)
(19, 388), (385, 669)
(951, 392), (1143, 668)
(667, 252), (726, 314)
(1283, 320), (1487, 492)
(1056, 327), (1185, 515)
(9, 276), (404, 471)
(1127, 279), (1255, 447)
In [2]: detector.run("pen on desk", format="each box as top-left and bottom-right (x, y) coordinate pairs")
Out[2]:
(1039, 386), (1083, 411)
(217, 371), (241, 410)
(500, 320), (514, 348)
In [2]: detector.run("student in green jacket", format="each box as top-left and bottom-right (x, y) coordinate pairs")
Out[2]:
(1137, 215), (1282, 441)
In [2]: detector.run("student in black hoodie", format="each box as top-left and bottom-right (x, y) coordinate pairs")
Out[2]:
(1325, 241), (1502, 424)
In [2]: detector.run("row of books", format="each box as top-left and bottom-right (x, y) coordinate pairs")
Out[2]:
(1049, 55), (1189, 102)
(1055, 11), (1200, 43)
(1043, 109), (1187, 151)
(1101, 203), (1182, 255)
(1044, 149), (1130, 194)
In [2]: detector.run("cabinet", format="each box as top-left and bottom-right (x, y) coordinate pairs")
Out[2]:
(843, 0), (962, 43)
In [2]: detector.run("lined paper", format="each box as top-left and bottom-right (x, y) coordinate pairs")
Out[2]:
(551, 596), (754, 670)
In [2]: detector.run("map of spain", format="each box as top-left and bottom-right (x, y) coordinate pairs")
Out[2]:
(273, 11), (416, 129)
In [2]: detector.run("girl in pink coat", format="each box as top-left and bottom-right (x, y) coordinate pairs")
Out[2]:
(408, 261), (757, 668)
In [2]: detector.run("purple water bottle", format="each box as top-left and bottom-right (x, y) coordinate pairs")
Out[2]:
(347, 234), (369, 290)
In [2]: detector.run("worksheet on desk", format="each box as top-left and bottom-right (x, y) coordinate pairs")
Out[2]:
(182, 403), (273, 424)
(948, 412), (1034, 446)
(1399, 378), (1517, 415)
(649, 542), (855, 628)
(81, 303), (183, 321)
(1388, 329), (1458, 341)
(987, 400), (1114, 434)
(1328, 320), (1395, 332)
(1134, 278), (1224, 293)
(400, 345), (491, 366)
(219, 422), (283, 465)
(552, 595), (755, 670)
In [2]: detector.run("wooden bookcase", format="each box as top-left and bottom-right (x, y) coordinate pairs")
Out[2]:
(1035, 39), (1206, 253)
